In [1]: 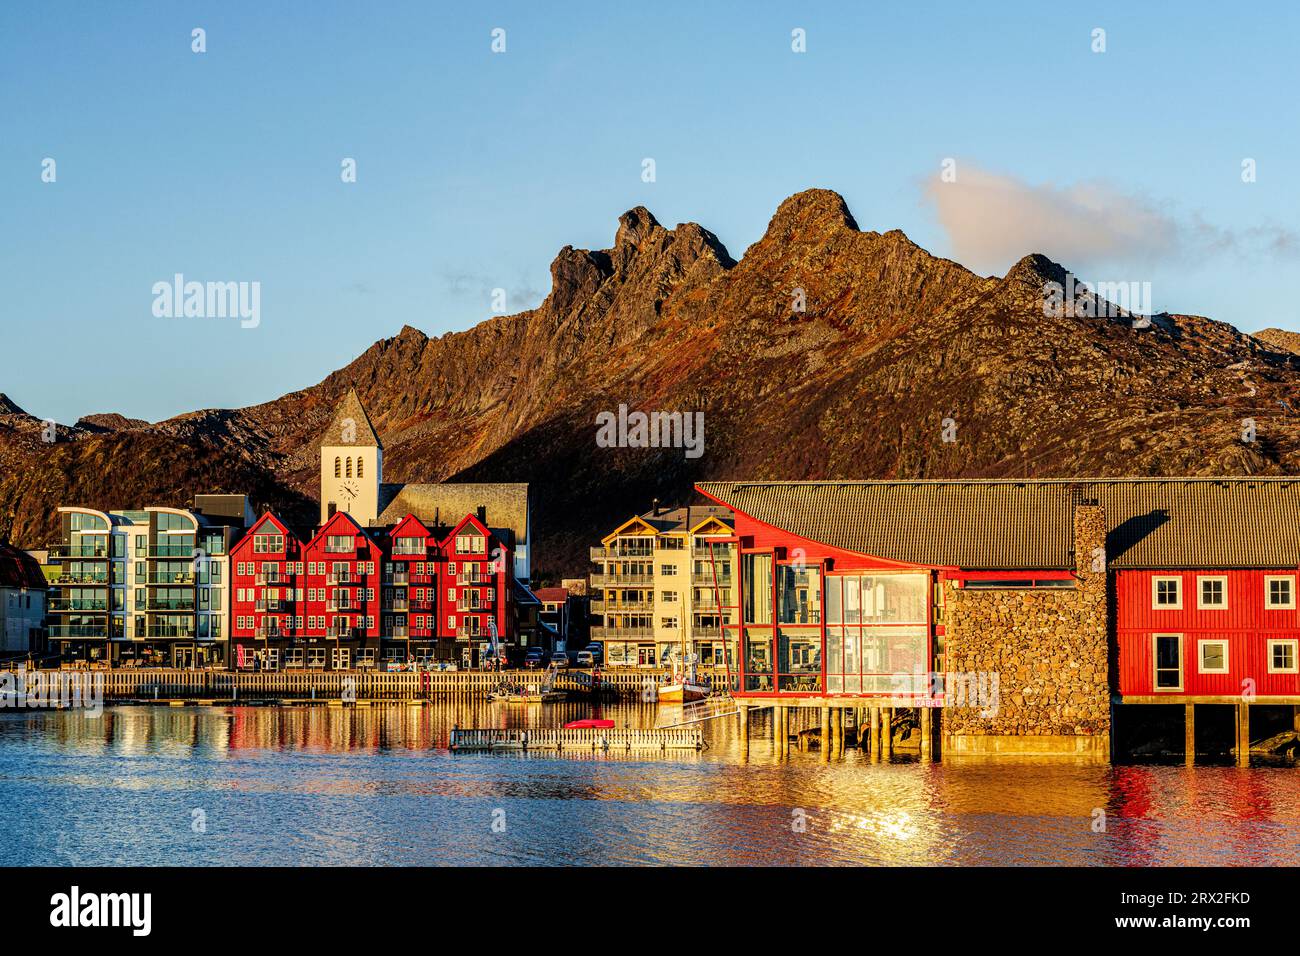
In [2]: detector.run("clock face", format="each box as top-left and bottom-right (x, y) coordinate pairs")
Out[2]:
(340, 481), (359, 499)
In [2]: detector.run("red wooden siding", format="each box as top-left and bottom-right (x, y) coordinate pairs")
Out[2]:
(1116, 569), (1300, 697)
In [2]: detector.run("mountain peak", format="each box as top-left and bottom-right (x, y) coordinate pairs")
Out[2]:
(0, 393), (26, 416)
(767, 188), (860, 237)
(615, 206), (663, 248)
(1003, 252), (1070, 289)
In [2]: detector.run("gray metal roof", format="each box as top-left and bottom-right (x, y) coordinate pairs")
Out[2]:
(696, 478), (1300, 570)
(377, 482), (529, 549)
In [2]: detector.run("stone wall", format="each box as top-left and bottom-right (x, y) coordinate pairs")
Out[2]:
(942, 504), (1110, 758)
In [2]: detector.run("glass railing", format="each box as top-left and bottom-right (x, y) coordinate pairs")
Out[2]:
(146, 573), (196, 585)
(49, 625), (110, 638)
(49, 545), (111, 558)
(49, 600), (109, 611)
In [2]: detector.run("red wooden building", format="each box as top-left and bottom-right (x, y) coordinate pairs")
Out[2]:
(437, 513), (515, 657)
(230, 509), (517, 670)
(1116, 569), (1300, 699)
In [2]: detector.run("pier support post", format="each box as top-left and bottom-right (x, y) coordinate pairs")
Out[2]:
(882, 707), (893, 760)
(776, 704), (787, 758)
(1237, 702), (1250, 768)
(819, 706), (830, 761)
(739, 704), (750, 755)
(870, 706), (882, 762)
(834, 707), (845, 758)
(1184, 703), (1195, 766)
(919, 706), (932, 763)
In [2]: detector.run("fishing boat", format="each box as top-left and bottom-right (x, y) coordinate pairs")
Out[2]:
(657, 655), (711, 704)
(564, 718), (614, 729)
(487, 663), (566, 703)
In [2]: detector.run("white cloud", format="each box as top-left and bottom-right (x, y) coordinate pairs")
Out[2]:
(922, 162), (1297, 276)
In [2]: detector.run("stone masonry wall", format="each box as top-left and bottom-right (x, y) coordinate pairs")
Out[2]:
(943, 505), (1109, 742)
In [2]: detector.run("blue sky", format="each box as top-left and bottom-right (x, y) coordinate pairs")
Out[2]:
(3, 1), (1298, 423)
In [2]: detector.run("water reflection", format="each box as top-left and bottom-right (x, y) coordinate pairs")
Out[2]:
(2, 704), (1299, 866)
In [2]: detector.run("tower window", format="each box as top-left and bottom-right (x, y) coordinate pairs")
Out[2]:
(346, 458), (353, 478)
(357, 458), (364, 478)
(334, 457), (341, 478)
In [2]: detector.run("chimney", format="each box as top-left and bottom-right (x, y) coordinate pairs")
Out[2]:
(652, 498), (661, 516)
(476, 505), (487, 524)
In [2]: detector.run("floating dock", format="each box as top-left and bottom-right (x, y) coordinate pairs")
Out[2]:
(450, 726), (703, 752)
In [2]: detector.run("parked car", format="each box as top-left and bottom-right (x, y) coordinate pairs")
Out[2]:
(523, 648), (546, 669)
(575, 650), (595, 667)
(549, 651), (571, 669)
(584, 643), (604, 664)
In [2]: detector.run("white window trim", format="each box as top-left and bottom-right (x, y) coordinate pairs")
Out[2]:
(1151, 576), (1182, 610)
(1267, 639), (1299, 674)
(1196, 639), (1229, 674)
(1152, 633), (1184, 692)
(1196, 575), (1228, 610)
(1265, 575), (1296, 610)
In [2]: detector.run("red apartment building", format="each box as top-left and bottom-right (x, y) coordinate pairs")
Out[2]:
(230, 509), (516, 669)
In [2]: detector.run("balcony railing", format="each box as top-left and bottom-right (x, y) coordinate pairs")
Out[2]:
(595, 599), (652, 613)
(49, 544), (111, 559)
(328, 626), (361, 639)
(590, 625), (654, 640)
(255, 573), (284, 586)
(146, 599), (195, 611)
(255, 600), (287, 612)
(52, 573), (110, 585)
(49, 600), (109, 611)
(326, 601), (356, 612)
(692, 542), (735, 558)
(455, 627), (486, 639)
(590, 546), (654, 561)
(256, 627), (285, 639)
(384, 571), (410, 585)
(49, 625), (110, 638)
(149, 544), (196, 558)
(387, 627), (409, 639)
(327, 571), (358, 585)
(692, 570), (733, 585)
(146, 626), (195, 639)
(147, 572), (196, 585)
(691, 624), (724, 639)
(383, 599), (409, 612)
(590, 573), (654, 588)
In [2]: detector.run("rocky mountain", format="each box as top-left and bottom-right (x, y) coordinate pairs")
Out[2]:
(5, 188), (1300, 577)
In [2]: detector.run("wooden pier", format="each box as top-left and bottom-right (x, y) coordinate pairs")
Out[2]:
(51, 667), (736, 703)
(450, 726), (704, 752)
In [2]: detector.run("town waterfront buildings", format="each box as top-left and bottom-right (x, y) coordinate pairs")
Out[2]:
(696, 478), (1300, 760)
(590, 503), (736, 667)
(0, 542), (47, 656)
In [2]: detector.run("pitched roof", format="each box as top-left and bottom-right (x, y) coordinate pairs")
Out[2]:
(377, 482), (528, 549)
(0, 543), (47, 590)
(696, 478), (1300, 570)
(534, 587), (569, 602)
(319, 387), (381, 449)
(625, 504), (734, 535)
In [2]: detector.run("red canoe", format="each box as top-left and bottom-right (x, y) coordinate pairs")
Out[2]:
(564, 719), (615, 729)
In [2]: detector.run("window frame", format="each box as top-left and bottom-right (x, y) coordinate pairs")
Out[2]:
(1151, 576), (1183, 610)
(1152, 633), (1184, 691)
(1196, 575), (1228, 610)
(1265, 575), (1296, 610)
(1267, 639), (1298, 674)
(1196, 638), (1229, 675)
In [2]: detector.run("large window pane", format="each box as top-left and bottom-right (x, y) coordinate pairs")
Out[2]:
(778, 566), (821, 624)
(743, 554), (772, 624)
(826, 578), (842, 625)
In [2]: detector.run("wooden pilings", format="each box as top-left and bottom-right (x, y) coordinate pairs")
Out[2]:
(1185, 703), (1196, 766)
(919, 705), (932, 763)
(819, 706), (830, 761)
(1236, 702), (1251, 768)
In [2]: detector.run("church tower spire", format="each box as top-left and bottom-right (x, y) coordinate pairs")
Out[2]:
(319, 387), (383, 525)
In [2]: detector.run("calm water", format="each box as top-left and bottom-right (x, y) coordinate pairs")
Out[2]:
(2, 702), (1298, 866)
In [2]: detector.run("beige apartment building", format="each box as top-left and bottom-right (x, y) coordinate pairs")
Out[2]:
(590, 503), (736, 668)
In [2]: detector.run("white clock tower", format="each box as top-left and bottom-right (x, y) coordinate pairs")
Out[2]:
(319, 387), (383, 525)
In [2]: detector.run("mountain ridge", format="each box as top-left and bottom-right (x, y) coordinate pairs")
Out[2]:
(5, 188), (1300, 579)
